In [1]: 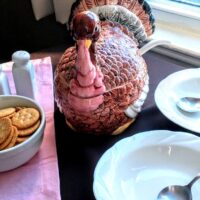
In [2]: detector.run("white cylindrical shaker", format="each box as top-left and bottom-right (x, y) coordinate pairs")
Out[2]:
(0, 64), (11, 95)
(12, 51), (37, 99)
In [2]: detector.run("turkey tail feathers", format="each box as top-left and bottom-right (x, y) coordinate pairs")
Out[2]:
(69, 0), (155, 43)
(143, 1), (155, 33)
(91, 5), (147, 44)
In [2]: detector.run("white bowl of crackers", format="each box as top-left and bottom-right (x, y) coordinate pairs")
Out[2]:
(0, 95), (45, 172)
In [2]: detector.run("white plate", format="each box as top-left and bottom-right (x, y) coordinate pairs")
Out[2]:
(93, 130), (200, 200)
(155, 68), (200, 133)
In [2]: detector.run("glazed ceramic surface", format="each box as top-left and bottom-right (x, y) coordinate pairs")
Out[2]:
(0, 95), (45, 172)
(54, 0), (156, 135)
(155, 68), (200, 133)
(93, 130), (200, 200)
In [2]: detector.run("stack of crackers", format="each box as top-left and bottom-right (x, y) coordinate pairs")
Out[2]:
(0, 107), (40, 151)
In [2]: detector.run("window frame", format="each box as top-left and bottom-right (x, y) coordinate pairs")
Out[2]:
(147, 0), (200, 19)
(147, 0), (200, 33)
(145, 0), (200, 67)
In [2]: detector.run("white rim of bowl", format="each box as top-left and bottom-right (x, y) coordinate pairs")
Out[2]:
(0, 95), (46, 154)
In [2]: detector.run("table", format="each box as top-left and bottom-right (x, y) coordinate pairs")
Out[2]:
(33, 45), (197, 200)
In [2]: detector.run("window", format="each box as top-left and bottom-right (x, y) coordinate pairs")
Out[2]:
(146, 0), (200, 66)
(147, 0), (200, 20)
(147, 0), (200, 36)
(170, 0), (200, 7)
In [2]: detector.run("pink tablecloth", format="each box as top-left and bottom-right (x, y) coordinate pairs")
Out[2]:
(0, 57), (61, 200)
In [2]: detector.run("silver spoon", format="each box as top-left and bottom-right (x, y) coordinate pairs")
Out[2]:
(157, 174), (200, 200)
(176, 97), (200, 113)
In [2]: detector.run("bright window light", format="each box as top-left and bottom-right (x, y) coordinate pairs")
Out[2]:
(172, 0), (200, 7)
(147, 0), (200, 20)
(146, 0), (200, 65)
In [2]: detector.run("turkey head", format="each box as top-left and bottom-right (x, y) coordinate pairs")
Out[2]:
(54, 10), (149, 135)
(68, 11), (105, 112)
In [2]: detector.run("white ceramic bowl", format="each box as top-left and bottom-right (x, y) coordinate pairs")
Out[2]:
(155, 68), (200, 133)
(93, 130), (200, 200)
(0, 95), (45, 172)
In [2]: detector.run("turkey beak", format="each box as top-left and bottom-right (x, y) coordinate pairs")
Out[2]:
(85, 39), (92, 49)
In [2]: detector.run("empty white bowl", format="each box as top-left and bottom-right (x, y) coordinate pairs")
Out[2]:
(93, 130), (200, 200)
(0, 95), (45, 172)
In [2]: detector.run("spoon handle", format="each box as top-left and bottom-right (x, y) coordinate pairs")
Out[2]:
(187, 174), (200, 189)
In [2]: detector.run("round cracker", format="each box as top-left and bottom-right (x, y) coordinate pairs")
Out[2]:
(0, 127), (14, 150)
(2, 112), (16, 119)
(5, 127), (18, 149)
(0, 107), (16, 118)
(0, 118), (12, 144)
(16, 136), (30, 144)
(12, 108), (40, 129)
(16, 107), (26, 112)
(18, 120), (40, 136)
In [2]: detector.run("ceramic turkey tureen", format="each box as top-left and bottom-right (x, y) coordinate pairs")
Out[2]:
(54, 0), (156, 135)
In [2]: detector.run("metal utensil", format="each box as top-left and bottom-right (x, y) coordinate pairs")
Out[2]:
(176, 97), (200, 112)
(157, 174), (200, 200)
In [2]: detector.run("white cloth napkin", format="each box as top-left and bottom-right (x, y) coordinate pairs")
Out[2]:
(31, 0), (54, 20)
(31, 0), (76, 24)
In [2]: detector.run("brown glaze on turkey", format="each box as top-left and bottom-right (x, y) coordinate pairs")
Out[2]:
(69, 0), (155, 37)
(54, 11), (148, 134)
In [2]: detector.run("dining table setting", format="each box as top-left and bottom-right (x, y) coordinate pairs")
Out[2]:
(0, 42), (200, 200)
(0, 0), (200, 199)
(54, 50), (200, 200)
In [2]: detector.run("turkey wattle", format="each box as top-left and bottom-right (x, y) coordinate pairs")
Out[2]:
(54, 3), (152, 135)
